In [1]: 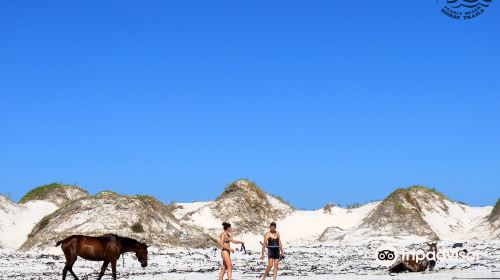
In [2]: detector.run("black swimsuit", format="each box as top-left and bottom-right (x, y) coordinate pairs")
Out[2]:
(267, 234), (280, 260)
(222, 234), (231, 253)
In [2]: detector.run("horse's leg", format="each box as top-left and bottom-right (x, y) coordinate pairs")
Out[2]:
(62, 265), (69, 280)
(66, 257), (79, 280)
(62, 257), (79, 280)
(62, 244), (69, 280)
(111, 259), (117, 280)
(68, 267), (79, 280)
(97, 261), (109, 280)
(387, 257), (406, 274)
(387, 258), (399, 273)
(62, 248), (77, 280)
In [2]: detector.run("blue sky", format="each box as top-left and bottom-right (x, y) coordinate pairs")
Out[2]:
(0, 1), (499, 209)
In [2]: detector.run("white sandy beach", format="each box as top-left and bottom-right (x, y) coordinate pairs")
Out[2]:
(1, 240), (498, 279)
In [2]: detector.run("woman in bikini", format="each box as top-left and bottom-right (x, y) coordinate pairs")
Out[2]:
(261, 222), (285, 280)
(219, 222), (244, 280)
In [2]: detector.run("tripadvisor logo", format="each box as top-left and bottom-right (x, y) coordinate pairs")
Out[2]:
(438, 0), (493, 20)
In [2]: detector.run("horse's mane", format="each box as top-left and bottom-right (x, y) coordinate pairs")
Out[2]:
(100, 234), (145, 247)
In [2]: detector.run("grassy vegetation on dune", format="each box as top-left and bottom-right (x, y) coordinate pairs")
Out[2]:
(216, 178), (294, 208)
(27, 210), (58, 239)
(381, 185), (451, 216)
(388, 185), (448, 202)
(19, 183), (65, 204)
(0, 192), (13, 201)
(346, 202), (363, 209)
(493, 198), (500, 213)
(131, 222), (145, 233)
(217, 178), (267, 201)
(323, 203), (336, 213)
(270, 194), (294, 208)
(136, 194), (156, 202)
(384, 188), (421, 213)
(408, 185), (447, 199)
(95, 190), (118, 196)
(488, 198), (500, 222)
(387, 188), (415, 201)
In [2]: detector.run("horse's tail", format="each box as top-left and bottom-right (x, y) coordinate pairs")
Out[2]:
(55, 240), (64, 247)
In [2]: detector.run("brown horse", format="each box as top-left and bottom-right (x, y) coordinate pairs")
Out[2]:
(55, 234), (149, 280)
(388, 243), (438, 273)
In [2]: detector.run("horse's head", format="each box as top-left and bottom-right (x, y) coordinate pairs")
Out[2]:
(135, 243), (149, 268)
(116, 235), (150, 268)
(428, 242), (437, 254)
(427, 242), (438, 271)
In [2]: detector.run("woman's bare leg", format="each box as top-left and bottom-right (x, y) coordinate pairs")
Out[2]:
(221, 251), (232, 280)
(273, 259), (279, 280)
(227, 256), (233, 280)
(262, 259), (273, 280)
(219, 252), (227, 280)
(219, 262), (226, 280)
(224, 251), (233, 280)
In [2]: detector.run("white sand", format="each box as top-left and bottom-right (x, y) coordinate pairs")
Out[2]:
(422, 200), (493, 240)
(0, 196), (58, 249)
(1, 240), (498, 280)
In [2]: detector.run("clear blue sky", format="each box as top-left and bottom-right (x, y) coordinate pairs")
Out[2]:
(1, 1), (499, 209)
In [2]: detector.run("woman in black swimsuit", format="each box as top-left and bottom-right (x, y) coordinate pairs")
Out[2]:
(261, 222), (285, 280)
(219, 222), (244, 280)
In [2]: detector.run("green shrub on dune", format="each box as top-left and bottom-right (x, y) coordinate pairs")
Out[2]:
(19, 183), (64, 204)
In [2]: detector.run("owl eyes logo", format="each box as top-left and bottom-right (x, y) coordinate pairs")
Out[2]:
(377, 250), (396, 261)
(438, 0), (493, 20)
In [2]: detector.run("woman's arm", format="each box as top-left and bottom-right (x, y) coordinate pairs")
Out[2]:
(261, 232), (269, 259)
(278, 232), (285, 256)
(229, 237), (244, 245)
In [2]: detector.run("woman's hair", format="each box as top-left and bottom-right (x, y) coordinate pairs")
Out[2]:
(270, 222), (277, 228)
(222, 222), (231, 230)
